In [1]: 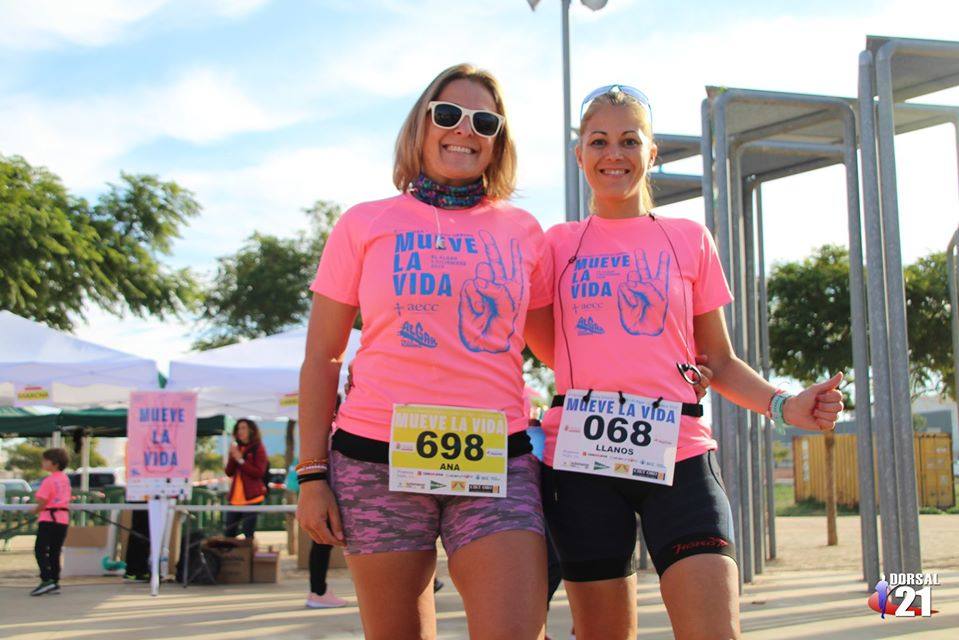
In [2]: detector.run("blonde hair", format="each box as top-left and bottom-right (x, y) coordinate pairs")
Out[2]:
(579, 90), (655, 213)
(393, 64), (517, 201)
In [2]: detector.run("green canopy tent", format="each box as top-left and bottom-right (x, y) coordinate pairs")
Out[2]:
(0, 407), (230, 437)
(0, 407), (60, 437)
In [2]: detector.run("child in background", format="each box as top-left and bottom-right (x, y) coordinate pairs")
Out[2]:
(31, 448), (71, 596)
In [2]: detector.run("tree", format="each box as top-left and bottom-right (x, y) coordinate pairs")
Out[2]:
(767, 244), (853, 389)
(192, 200), (343, 350)
(904, 251), (954, 400)
(4, 438), (107, 482)
(0, 155), (199, 330)
(194, 436), (223, 475)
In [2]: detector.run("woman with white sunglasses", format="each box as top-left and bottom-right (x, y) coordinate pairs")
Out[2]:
(526, 85), (845, 639)
(297, 63), (550, 640)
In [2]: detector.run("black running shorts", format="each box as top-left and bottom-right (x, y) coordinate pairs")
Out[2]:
(542, 451), (737, 581)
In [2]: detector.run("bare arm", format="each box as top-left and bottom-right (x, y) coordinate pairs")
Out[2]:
(32, 496), (49, 515)
(299, 293), (358, 461)
(296, 293), (358, 545)
(693, 308), (843, 431)
(524, 305), (555, 369)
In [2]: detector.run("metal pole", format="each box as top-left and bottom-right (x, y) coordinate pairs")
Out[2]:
(755, 184), (777, 560)
(709, 95), (743, 588)
(841, 101), (881, 590)
(561, 0), (579, 221)
(81, 434), (90, 492)
(743, 181), (765, 574)
(875, 42), (922, 575)
(731, 155), (753, 584)
(949, 230), (959, 426)
(858, 50), (903, 576)
(701, 99), (725, 457)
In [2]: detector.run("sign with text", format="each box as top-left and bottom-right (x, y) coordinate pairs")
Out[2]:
(389, 404), (507, 498)
(126, 391), (197, 501)
(14, 382), (52, 406)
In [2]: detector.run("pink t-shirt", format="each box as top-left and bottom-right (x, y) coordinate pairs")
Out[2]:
(311, 193), (550, 442)
(35, 471), (71, 524)
(539, 214), (733, 466)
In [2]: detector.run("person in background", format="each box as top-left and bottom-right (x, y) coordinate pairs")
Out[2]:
(224, 418), (268, 538)
(31, 448), (71, 596)
(286, 458), (349, 609)
(122, 507), (151, 583)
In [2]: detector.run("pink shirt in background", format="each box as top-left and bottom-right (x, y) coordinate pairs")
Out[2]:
(35, 470), (71, 524)
(311, 193), (550, 442)
(539, 214), (733, 466)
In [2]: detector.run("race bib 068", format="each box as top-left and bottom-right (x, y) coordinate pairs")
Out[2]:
(554, 389), (681, 486)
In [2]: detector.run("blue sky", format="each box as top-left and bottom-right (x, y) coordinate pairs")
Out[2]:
(1, 0), (957, 367)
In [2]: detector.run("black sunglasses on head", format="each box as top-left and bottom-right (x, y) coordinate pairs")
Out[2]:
(428, 101), (504, 138)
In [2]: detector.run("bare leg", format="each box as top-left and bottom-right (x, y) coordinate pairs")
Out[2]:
(660, 554), (740, 640)
(449, 530), (548, 640)
(346, 549), (438, 640)
(564, 574), (637, 640)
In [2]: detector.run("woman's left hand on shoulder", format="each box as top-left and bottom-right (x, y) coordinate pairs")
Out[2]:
(784, 372), (845, 431)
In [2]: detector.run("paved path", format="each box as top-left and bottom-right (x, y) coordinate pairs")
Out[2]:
(2, 516), (957, 638)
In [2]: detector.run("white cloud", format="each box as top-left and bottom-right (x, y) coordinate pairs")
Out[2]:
(0, 0), (272, 51)
(170, 140), (397, 265)
(0, 68), (304, 188)
(0, 0), (169, 50)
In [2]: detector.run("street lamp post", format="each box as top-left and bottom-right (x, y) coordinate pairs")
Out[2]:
(528, 0), (609, 221)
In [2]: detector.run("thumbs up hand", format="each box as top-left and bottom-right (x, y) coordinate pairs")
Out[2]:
(783, 372), (845, 432)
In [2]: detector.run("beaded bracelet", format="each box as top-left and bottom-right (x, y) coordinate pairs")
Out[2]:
(296, 464), (328, 475)
(295, 458), (328, 472)
(297, 471), (328, 485)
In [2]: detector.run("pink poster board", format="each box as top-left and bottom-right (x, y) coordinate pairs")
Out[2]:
(126, 391), (197, 501)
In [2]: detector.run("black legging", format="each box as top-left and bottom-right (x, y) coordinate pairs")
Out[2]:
(125, 508), (150, 576)
(310, 542), (332, 595)
(35, 522), (69, 582)
(224, 510), (258, 539)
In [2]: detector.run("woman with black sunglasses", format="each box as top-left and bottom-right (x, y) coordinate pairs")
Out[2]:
(523, 86), (845, 639)
(297, 64), (551, 639)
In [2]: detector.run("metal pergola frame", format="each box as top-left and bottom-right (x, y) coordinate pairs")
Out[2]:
(858, 35), (959, 578)
(703, 87), (866, 587)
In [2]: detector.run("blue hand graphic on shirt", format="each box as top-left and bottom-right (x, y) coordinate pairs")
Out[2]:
(617, 249), (670, 336)
(458, 230), (523, 353)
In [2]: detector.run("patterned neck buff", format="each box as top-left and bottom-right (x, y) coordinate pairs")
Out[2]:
(410, 173), (486, 209)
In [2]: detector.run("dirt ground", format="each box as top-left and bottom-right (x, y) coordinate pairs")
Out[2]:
(1, 515), (957, 639)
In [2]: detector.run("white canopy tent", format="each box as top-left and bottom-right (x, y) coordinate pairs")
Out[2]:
(0, 311), (160, 409)
(166, 326), (361, 419)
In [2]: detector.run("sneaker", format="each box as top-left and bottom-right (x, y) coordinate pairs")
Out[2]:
(123, 573), (150, 583)
(305, 591), (348, 609)
(433, 578), (444, 593)
(29, 581), (57, 596)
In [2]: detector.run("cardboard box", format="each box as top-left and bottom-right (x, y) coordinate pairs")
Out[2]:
(252, 547), (280, 583)
(297, 525), (347, 570)
(205, 536), (254, 584)
(64, 525), (109, 548)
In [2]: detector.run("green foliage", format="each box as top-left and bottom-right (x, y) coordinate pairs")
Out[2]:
(767, 244), (853, 396)
(904, 252), (954, 401)
(268, 453), (286, 469)
(768, 244), (954, 403)
(0, 155), (200, 330)
(193, 200), (343, 349)
(772, 440), (790, 465)
(3, 438), (106, 481)
(194, 436), (223, 474)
